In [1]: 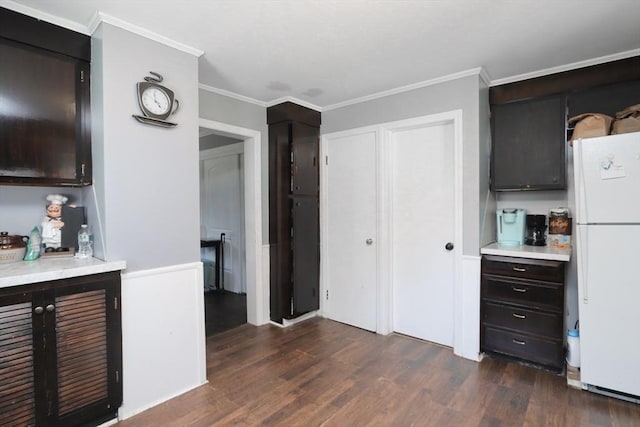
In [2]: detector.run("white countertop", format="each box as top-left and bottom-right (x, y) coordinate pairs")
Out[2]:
(481, 242), (571, 262)
(0, 257), (126, 288)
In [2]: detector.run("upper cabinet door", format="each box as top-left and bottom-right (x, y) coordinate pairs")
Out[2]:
(0, 8), (91, 187)
(491, 95), (567, 191)
(291, 122), (319, 195)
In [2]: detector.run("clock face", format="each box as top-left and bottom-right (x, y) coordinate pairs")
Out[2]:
(141, 86), (171, 116)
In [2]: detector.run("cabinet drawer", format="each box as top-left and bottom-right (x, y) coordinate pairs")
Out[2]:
(482, 255), (564, 282)
(482, 302), (563, 339)
(482, 276), (563, 311)
(482, 326), (563, 369)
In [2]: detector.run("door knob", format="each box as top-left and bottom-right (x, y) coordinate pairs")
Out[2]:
(34, 306), (44, 315)
(445, 242), (454, 251)
(366, 238), (373, 245)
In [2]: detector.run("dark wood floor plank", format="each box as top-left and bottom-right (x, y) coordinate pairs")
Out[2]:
(116, 318), (640, 427)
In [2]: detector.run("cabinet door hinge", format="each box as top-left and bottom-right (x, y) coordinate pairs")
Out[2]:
(116, 370), (120, 383)
(326, 290), (329, 300)
(114, 297), (118, 310)
(325, 155), (328, 165)
(80, 69), (85, 83)
(81, 163), (86, 177)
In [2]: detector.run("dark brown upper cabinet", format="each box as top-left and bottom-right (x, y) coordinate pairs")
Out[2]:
(0, 7), (91, 187)
(489, 56), (640, 192)
(490, 95), (567, 191)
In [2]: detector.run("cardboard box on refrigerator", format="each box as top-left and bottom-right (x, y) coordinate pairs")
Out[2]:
(568, 113), (613, 145)
(612, 103), (640, 135)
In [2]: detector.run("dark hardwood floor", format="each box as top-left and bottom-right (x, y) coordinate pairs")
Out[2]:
(117, 318), (640, 426)
(204, 290), (247, 336)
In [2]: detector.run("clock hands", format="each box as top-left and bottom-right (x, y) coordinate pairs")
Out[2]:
(152, 92), (163, 109)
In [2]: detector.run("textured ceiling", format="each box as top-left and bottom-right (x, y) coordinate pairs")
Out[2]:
(3, 0), (640, 108)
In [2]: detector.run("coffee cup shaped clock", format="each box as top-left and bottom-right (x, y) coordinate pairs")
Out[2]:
(132, 72), (179, 127)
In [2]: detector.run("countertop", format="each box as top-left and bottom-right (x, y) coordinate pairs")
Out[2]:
(0, 257), (126, 288)
(480, 242), (571, 262)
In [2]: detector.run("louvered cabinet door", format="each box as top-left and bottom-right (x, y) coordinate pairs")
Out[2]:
(0, 293), (36, 427)
(52, 273), (122, 426)
(55, 288), (108, 415)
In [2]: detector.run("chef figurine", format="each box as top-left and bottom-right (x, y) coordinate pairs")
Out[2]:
(41, 194), (68, 252)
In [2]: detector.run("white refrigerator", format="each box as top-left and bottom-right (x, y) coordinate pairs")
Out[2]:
(574, 132), (640, 401)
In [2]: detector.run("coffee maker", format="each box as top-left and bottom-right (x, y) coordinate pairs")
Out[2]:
(525, 214), (547, 246)
(496, 209), (526, 246)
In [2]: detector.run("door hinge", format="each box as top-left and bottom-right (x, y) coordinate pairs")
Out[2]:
(116, 370), (120, 383)
(326, 290), (329, 300)
(80, 69), (85, 83)
(81, 163), (86, 177)
(114, 297), (118, 310)
(325, 155), (328, 165)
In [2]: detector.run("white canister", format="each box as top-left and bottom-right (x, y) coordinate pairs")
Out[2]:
(567, 329), (580, 368)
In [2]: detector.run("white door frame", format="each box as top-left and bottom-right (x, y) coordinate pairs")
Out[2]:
(319, 110), (464, 355)
(199, 118), (268, 326)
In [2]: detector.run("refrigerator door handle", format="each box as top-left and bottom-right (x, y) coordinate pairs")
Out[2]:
(575, 140), (588, 224)
(577, 225), (589, 303)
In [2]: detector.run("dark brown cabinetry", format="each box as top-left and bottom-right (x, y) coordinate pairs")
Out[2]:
(0, 7), (91, 187)
(0, 271), (122, 426)
(489, 56), (640, 192)
(481, 255), (565, 372)
(491, 95), (567, 191)
(268, 102), (321, 323)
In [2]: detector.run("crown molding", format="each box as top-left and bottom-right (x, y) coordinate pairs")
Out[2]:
(478, 67), (491, 88)
(88, 12), (204, 57)
(0, 0), (90, 34)
(265, 96), (322, 112)
(198, 83), (267, 107)
(322, 67), (486, 111)
(490, 48), (640, 87)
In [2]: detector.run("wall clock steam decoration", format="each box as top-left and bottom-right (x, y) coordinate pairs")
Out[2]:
(132, 72), (179, 128)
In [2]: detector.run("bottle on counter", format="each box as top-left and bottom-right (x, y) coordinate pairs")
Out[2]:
(77, 224), (93, 259)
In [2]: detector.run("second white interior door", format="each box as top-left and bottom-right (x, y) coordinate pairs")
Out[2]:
(391, 121), (455, 346)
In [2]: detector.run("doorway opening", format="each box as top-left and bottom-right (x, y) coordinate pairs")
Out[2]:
(199, 130), (246, 335)
(198, 118), (267, 333)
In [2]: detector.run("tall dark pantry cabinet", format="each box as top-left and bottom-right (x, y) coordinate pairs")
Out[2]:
(268, 102), (321, 323)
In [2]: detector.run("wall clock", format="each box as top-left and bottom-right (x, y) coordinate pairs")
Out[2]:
(132, 72), (179, 128)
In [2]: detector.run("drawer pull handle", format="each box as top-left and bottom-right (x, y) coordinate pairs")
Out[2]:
(512, 266), (527, 272)
(511, 287), (527, 293)
(512, 339), (526, 345)
(512, 313), (526, 319)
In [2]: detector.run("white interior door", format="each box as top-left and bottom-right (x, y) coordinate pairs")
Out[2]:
(323, 130), (377, 332)
(200, 145), (245, 294)
(391, 122), (455, 346)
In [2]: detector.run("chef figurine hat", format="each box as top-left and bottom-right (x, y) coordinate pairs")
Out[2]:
(46, 194), (68, 205)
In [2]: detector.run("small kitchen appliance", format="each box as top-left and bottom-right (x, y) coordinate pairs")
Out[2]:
(496, 208), (526, 246)
(525, 214), (547, 246)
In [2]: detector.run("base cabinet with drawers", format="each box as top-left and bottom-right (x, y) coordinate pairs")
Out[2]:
(481, 255), (565, 372)
(0, 271), (122, 426)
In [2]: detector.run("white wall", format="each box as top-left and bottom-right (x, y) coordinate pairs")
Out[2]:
(93, 23), (200, 271)
(91, 22), (206, 419)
